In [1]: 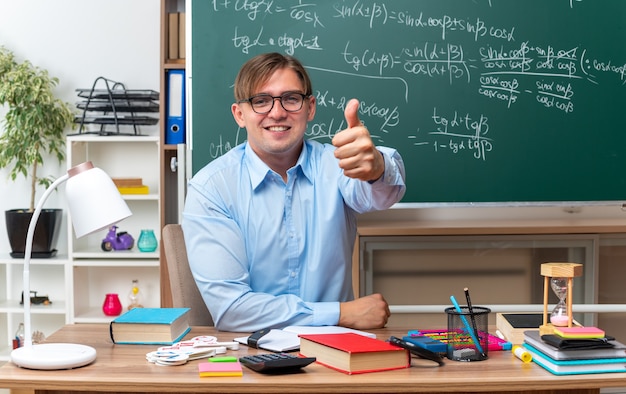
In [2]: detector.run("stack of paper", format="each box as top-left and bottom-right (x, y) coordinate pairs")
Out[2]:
(233, 326), (376, 352)
(112, 177), (149, 195)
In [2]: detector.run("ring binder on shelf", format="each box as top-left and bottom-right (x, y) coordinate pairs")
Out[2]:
(166, 69), (185, 144)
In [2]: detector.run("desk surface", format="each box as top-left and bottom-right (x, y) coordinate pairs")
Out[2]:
(1, 324), (625, 393)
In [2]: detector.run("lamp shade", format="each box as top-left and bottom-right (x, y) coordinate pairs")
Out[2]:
(65, 162), (132, 238)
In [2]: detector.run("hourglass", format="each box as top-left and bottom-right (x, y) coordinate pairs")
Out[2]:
(540, 262), (582, 333)
(550, 277), (570, 326)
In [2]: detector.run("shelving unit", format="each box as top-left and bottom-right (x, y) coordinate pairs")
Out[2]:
(0, 254), (69, 361)
(1, 134), (164, 361)
(160, 0), (187, 308)
(1, 10), (167, 363)
(66, 135), (161, 323)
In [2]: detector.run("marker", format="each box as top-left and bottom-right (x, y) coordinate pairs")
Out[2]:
(464, 287), (484, 358)
(450, 295), (485, 356)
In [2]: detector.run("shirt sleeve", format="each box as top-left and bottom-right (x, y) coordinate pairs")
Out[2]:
(340, 146), (406, 213)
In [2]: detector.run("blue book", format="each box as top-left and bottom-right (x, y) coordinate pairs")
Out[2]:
(523, 343), (626, 375)
(110, 308), (191, 345)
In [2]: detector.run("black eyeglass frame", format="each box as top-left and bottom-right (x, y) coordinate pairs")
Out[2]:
(238, 92), (310, 114)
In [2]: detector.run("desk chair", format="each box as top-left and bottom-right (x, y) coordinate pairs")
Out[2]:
(162, 224), (214, 326)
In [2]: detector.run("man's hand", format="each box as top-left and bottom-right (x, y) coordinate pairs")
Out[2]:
(332, 99), (385, 182)
(338, 293), (391, 329)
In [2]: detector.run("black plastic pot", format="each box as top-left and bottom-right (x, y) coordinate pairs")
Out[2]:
(5, 208), (63, 258)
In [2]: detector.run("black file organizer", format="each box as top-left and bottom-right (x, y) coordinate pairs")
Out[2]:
(73, 76), (159, 136)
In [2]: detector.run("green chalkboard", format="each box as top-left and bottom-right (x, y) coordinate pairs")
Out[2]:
(189, 0), (626, 204)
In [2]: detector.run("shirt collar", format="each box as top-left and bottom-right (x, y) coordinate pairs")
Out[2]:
(243, 141), (314, 190)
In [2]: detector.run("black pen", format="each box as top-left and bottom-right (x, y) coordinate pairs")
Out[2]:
(464, 287), (486, 357)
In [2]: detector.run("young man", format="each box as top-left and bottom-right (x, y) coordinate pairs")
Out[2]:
(182, 53), (406, 332)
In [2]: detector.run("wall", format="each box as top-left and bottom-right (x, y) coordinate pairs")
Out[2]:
(0, 0), (160, 254)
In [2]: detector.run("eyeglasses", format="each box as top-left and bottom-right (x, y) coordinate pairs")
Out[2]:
(238, 92), (309, 114)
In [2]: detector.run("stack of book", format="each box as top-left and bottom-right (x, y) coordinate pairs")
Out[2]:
(523, 330), (626, 375)
(112, 177), (149, 195)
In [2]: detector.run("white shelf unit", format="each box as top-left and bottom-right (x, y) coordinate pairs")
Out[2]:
(0, 253), (70, 362)
(66, 135), (161, 323)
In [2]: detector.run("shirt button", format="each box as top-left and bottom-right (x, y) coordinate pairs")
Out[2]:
(290, 271), (297, 278)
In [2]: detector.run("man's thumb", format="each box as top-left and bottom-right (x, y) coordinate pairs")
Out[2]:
(344, 99), (361, 128)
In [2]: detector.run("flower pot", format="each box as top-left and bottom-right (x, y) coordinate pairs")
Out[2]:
(5, 208), (63, 258)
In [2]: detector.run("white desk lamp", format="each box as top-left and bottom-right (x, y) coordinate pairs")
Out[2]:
(11, 161), (132, 370)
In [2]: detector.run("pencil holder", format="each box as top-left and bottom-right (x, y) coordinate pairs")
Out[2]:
(445, 306), (490, 361)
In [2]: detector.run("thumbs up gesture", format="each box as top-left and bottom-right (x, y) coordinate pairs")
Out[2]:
(332, 99), (385, 182)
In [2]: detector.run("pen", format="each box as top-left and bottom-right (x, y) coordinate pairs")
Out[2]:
(464, 287), (486, 357)
(450, 295), (485, 356)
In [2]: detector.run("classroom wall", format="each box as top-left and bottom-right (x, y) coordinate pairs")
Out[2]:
(0, 0), (160, 254)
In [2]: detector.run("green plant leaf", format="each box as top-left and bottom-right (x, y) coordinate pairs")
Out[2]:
(0, 46), (76, 211)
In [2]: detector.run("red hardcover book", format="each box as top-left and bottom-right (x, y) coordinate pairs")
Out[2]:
(298, 333), (410, 374)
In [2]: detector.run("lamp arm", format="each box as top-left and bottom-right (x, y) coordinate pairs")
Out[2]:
(22, 173), (69, 348)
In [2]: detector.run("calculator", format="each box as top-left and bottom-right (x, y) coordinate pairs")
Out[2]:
(239, 353), (316, 374)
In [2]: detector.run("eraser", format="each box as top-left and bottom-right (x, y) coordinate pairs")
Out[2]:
(453, 348), (476, 358)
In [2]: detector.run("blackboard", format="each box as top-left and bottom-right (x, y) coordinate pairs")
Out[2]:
(189, 0), (626, 204)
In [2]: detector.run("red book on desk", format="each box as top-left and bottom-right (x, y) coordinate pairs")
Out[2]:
(298, 333), (410, 374)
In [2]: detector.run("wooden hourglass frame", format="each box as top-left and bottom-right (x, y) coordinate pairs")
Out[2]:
(540, 262), (583, 335)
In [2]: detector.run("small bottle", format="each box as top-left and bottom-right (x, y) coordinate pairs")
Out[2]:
(128, 279), (144, 310)
(13, 322), (24, 349)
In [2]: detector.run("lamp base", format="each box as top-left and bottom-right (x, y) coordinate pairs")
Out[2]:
(11, 343), (96, 370)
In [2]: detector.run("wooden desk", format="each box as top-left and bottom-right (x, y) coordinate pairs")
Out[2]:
(1, 324), (626, 393)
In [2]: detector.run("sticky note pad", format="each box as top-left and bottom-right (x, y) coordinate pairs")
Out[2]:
(198, 361), (243, 377)
(553, 326), (605, 339)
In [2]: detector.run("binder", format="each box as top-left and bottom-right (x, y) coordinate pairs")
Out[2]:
(166, 69), (185, 144)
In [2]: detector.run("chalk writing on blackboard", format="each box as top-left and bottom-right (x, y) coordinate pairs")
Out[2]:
(193, 0), (626, 203)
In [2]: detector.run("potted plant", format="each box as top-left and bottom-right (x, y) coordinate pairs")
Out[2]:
(0, 46), (75, 257)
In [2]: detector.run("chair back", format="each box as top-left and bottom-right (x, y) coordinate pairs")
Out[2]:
(162, 224), (213, 326)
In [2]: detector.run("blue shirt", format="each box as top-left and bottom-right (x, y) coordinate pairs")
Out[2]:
(182, 140), (405, 332)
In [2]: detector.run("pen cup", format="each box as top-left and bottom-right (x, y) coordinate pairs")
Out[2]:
(445, 306), (490, 362)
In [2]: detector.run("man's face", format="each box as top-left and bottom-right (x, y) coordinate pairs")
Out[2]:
(231, 67), (316, 166)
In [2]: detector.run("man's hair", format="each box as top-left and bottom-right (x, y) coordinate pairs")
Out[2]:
(234, 52), (313, 101)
